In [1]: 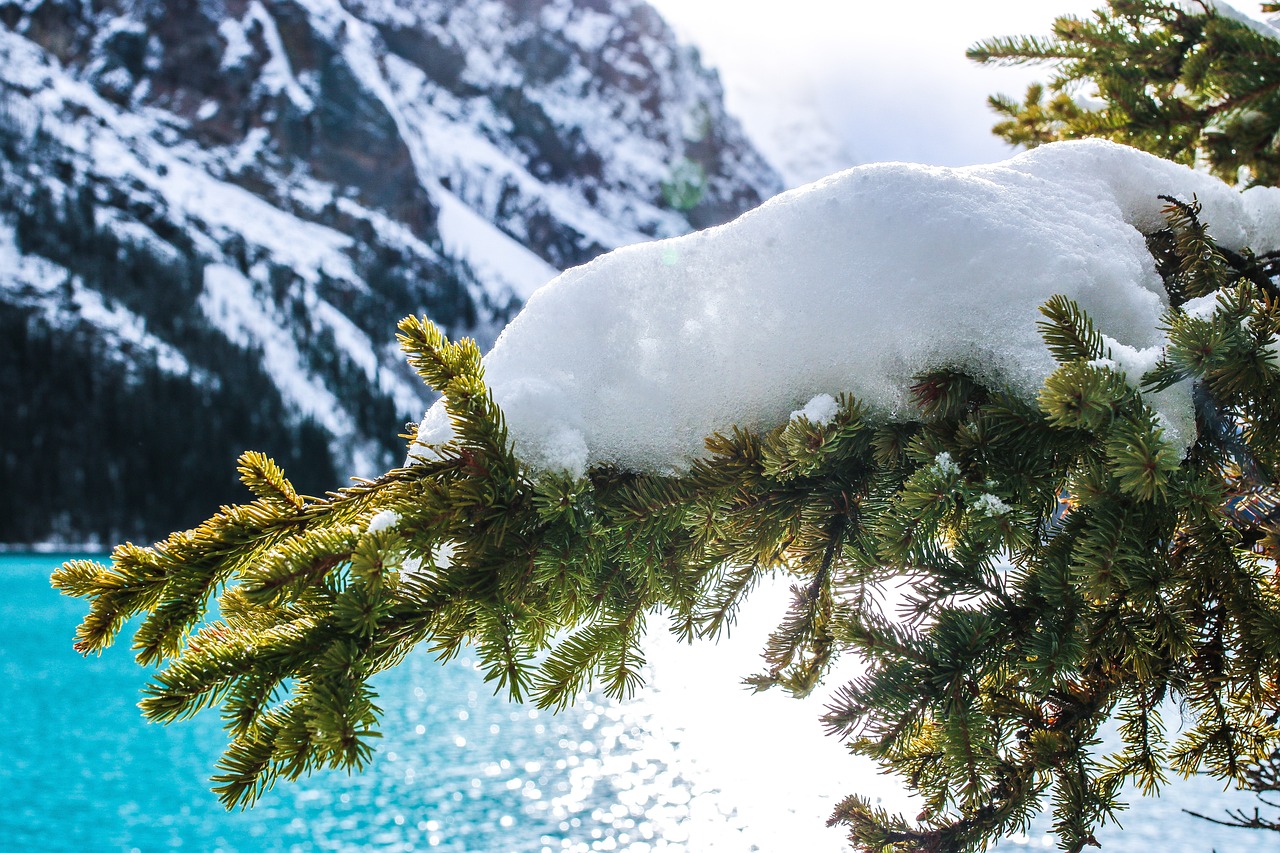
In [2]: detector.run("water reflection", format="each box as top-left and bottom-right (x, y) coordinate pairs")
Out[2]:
(3, 555), (1272, 852)
(284, 645), (770, 853)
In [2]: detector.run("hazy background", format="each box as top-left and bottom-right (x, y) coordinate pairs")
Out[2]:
(646, 0), (1219, 183)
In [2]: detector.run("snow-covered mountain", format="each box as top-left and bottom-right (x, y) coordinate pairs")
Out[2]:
(0, 0), (781, 545)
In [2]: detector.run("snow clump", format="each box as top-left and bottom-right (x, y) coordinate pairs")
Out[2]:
(414, 140), (1280, 478)
(366, 509), (400, 534)
(791, 393), (839, 426)
(975, 494), (1013, 517)
(931, 453), (962, 479)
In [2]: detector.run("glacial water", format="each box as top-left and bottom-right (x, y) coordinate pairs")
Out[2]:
(3, 553), (1275, 852)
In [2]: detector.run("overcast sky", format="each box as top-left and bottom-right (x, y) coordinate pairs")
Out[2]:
(645, 1), (1273, 184)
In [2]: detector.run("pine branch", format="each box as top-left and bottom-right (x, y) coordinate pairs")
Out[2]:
(51, 229), (1280, 850)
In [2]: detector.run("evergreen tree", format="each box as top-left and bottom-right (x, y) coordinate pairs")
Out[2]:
(0, 304), (339, 545)
(968, 0), (1280, 185)
(45, 5), (1280, 849)
(972, 1), (1280, 837)
(51, 191), (1280, 850)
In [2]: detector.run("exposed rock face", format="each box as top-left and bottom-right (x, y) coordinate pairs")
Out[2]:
(0, 0), (781, 544)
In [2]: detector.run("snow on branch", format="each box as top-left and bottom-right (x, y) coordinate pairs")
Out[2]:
(415, 140), (1280, 477)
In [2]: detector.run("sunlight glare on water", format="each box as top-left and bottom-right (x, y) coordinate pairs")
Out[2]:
(2, 553), (862, 852)
(2, 554), (1272, 852)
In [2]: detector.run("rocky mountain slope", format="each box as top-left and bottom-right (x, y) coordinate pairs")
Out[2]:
(0, 0), (781, 545)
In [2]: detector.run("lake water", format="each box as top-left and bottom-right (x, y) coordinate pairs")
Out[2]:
(3, 553), (1275, 852)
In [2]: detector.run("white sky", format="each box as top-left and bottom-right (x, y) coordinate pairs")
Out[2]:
(645, 0), (1273, 183)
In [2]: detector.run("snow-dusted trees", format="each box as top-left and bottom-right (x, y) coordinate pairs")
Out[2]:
(52, 136), (1280, 852)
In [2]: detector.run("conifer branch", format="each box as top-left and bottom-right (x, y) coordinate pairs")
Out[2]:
(971, 0), (1280, 184)
(51, 215), (1280, 847)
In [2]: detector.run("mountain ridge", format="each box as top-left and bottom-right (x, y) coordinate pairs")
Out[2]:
(0, 0), (781, 545)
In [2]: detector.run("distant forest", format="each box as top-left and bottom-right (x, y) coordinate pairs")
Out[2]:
(0, 303), (339, 546)
(0, 129), (405, 546)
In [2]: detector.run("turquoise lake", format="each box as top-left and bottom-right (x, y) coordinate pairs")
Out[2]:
(4, 552), (1277, 852)
(2, 552), (714, 853)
